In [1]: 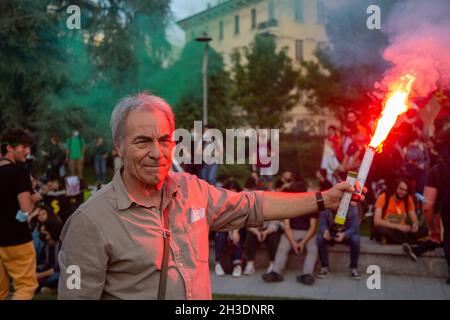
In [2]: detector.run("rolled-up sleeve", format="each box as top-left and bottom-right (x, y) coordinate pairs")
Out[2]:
(194, 177), (264, 231)
(58, 212), (109, 300)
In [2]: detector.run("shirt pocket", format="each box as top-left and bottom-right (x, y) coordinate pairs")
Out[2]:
(185, 217), (209, 262)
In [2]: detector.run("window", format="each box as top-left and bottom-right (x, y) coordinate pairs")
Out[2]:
(251, 8), (257, 29)
(295, 39), (304, 62)
(219, 21), (224, 40)
(268, 1), (275, 20)
(295, 0), (303, 22)
(234, 15), (240, 35)
(317, 0), (326, 24)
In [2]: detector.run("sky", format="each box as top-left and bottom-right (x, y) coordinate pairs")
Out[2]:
(170, 0), (211, 21)
(167, 0), (211, 47)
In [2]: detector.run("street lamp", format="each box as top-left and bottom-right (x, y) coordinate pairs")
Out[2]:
(195, 33), (212, 126)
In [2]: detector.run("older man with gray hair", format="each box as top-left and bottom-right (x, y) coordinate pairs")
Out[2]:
(58, 92), (363, 300)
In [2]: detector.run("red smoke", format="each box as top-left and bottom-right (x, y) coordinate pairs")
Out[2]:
(378, 0), (450, 98)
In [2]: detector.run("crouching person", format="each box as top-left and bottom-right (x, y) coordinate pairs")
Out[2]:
(316, 206), (361, 280)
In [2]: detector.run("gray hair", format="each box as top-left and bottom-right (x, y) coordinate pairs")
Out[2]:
(110, 92), (175, 150)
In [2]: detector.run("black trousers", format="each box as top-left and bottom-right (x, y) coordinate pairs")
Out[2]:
(374, 225), (428, 244)
(244, 231), (279, 261)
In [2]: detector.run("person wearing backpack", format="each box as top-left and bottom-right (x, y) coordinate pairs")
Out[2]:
(373, 178), (428, 244)
(406, 131), (450, 284)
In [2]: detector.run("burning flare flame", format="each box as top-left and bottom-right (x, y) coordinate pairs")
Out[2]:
(369, 74), (416, 150)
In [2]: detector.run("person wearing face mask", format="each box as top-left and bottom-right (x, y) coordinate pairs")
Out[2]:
(0, 127), (41, 300)
(66, 130), (86, 179)
(36, 219), (63, 295)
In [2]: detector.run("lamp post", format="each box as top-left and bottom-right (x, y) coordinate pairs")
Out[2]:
(195, 33), (212, 126)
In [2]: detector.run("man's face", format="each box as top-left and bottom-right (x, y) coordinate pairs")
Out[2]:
(396, 181), (408, 199)
(120, 106), (174, 188)
(8, 144), (30, 162)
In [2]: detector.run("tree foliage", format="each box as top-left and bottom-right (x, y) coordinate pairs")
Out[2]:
(231, 34), (298, 129)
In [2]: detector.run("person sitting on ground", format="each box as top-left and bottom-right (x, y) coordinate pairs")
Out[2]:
(373, 178), (428, 245)
(36, 218), (63, 295)
(263, 181), (318, 285)
(214, 180), (245, 278)
(28, 204), (61, 261)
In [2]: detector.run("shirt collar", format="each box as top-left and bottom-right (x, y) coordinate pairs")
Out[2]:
(112, 168), (179, 211)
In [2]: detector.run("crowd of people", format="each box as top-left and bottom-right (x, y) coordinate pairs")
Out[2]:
(205, 109), (450, 288)
(0, 127), (118, 299)
(0, 106), (449, 300)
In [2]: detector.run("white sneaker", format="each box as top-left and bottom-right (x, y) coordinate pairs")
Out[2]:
(215, 263), (225, 276)
(232, 265), (242, 277)
(243, 263), (255, 275)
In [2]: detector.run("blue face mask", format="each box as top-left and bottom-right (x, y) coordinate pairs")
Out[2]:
(15, 210), (29, 223)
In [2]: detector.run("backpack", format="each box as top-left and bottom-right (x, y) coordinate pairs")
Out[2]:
(370, 190), (410, 240)
(381, 190), (409, 220)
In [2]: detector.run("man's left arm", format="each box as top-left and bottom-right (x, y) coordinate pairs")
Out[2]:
(201, 175), (363, 231)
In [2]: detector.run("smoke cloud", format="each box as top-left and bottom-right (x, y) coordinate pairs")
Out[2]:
(380, 0), (450, 97)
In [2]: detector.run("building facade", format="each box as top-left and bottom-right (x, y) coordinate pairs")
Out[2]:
(178, 0), (338, 135)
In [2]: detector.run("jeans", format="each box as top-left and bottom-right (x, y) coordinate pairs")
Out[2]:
(32, 231), (45, 264)
(38, 272), (60, 290)
(215, 232), (243, 265)
(317, 233), (360, 269)
(201, 163), (219, 185)
(94, 155), (106, 183)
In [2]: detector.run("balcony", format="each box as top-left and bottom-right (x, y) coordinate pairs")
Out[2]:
(257, 19), (278, 31)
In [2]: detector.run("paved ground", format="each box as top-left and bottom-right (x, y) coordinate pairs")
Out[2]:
(211, 269), (450, 300)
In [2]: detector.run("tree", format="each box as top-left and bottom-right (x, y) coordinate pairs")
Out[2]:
(231, 34), (298, 129)
(0, 0), (65, 132)
(156, 41), (239, 132)
(298, 0), (396, 122)
(0, 0), (172, 145)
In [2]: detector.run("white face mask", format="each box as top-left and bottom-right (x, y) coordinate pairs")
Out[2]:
(73, 131), (79, 137)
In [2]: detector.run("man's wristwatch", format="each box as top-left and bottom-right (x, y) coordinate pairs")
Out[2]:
(315, 191), (326, 212)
